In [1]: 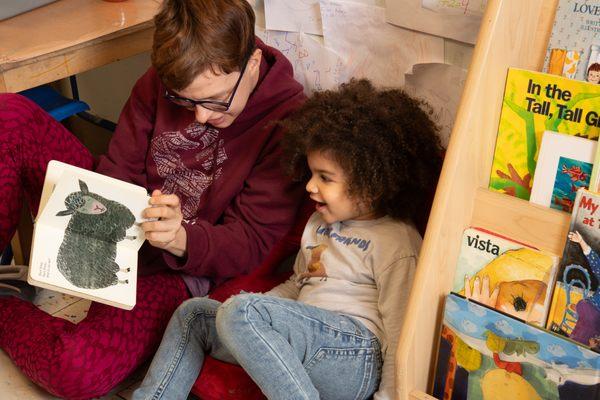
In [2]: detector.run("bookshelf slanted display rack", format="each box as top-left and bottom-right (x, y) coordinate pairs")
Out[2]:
(393, 1), (569, 399)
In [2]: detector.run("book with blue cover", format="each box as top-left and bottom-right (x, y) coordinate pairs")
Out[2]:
(433, 293), (600, 400)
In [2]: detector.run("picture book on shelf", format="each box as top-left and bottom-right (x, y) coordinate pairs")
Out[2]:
(453, 227), (559, 327)
(547, 188), (600, 350)
(530, 131), (595, 212)
(28, 160), (149, 310)
(489, 68), (600, 200)
(433, 293), (600, 400)
(543, 0), (600, 83)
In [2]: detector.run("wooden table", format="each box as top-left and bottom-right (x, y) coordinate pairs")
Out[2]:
(0, 0), (161, 93)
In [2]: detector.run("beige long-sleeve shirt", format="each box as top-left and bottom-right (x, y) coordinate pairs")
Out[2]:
(266, 212), (421, 400)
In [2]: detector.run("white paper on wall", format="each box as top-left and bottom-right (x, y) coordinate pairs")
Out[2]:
(260, 28), (348, 94)
(421, 0), (487, 17)
(404, 63), (468, 148)
(386, 0), (485, 44)
(320, 0), (444, 88)
(248, 0), (266, 30)
(264, 0), (323, 35)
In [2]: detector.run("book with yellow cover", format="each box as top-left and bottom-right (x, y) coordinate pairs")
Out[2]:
(489, 68), (600, 200)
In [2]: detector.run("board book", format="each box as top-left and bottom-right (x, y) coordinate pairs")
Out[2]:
(543, 0), (600, 83)
(28, 160), (149, 310)
(453, 227), (559, 327)
(530, 130), (595, 212)
(433, 293), (600, 400)
(489, 68), (600, 200)
(547, 188), (600, 350)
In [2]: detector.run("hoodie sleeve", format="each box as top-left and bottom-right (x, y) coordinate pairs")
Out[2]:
(94, 68), (157, 187)
(161, 124), (305, 279)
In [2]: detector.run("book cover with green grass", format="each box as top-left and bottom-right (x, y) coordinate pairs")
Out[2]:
(489, 68), (600, 200)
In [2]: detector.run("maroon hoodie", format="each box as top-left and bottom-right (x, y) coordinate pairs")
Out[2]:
(95, 40), (306, 296)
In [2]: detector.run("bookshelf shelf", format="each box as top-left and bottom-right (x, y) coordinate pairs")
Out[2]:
(393, 0), (561, 399)
(471, 188), (570, 255)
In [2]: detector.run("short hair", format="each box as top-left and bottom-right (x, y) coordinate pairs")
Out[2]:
(588, 63), (600, 73)
(281, 79), (443, 222)
(152, 0), (255, 91)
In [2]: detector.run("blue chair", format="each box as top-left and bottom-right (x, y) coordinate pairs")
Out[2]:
(20, 84), (90, 121)
(1, 76), (115, 265)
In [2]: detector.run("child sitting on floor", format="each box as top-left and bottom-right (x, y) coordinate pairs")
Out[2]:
(133, 79), (443, 400)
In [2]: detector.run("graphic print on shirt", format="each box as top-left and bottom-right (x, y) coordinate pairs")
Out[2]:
(151, 122), (227, 220)
(297, 243), (328, 283)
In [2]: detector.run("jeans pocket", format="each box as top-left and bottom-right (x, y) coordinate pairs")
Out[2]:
(304, 347), (380, 400)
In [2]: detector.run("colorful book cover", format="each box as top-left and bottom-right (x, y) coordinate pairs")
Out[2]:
(530, 131), (595, 213)
(543, 0), (600, 83)
(489, 68), (600, 200)
(454, 228), (559, 327)
(433, 293), (600, 400)
(547, 188), (600, 350)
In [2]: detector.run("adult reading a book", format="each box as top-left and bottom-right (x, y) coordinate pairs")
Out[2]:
(0, 0), (305, 398)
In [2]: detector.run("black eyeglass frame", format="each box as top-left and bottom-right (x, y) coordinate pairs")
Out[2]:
(163, 52), (252, 112)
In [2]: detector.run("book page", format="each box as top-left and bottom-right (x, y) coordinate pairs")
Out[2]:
(530, 131), (595, 212)
(29, 225), (137, 310)
(38, 161), (148, 250)
(29, 161), (149, 309)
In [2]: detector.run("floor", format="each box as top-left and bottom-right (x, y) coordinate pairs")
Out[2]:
(0, 289), (145, 399)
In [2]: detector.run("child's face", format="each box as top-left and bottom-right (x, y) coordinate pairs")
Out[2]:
(306, 151), (376, 224)
(588, 70), (600, 84)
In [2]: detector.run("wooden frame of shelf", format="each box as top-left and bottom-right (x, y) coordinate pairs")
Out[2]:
(393, 1), (564, 399)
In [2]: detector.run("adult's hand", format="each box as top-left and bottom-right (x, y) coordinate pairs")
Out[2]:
(141, 190), (187, 257)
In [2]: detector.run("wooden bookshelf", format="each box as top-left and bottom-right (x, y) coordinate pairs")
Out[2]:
(393, 1), (562, 399)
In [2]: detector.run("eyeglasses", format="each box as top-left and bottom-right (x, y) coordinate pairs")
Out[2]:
(164, 56), (250, 112)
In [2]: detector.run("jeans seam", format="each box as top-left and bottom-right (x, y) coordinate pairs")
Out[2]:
(355, 350), (373, 400)
(252, 296), (373, 340)
(243, 298), (314, 400)
(303, 346), (375, 400)
(151, 308), (215, 400)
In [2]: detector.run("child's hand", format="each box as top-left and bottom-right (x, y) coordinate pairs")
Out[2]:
(464, 275), (498, 307)
(568, 231), (591, 254)
(141, 190), (187, 257)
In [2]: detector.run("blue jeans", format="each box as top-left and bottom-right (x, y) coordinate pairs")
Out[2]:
(133, 294), (382, 400)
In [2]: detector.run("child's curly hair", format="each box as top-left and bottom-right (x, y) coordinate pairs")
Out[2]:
(281, 79), (443, 222)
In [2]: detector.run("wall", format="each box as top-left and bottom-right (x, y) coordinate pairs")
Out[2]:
(70, 39), (473, 124)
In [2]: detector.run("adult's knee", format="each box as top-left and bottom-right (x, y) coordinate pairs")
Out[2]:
(41, 345), (116, 400)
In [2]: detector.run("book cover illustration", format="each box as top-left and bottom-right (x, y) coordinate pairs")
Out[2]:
(433, 293), (600, 400)
(454, 228), (558, 327)
(530, 131), (595, 212)
(489, 68), (600, 200)
(547, 189), (600, 350)
(29, 161), (148, 310)
(543, 0), (600, 83)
